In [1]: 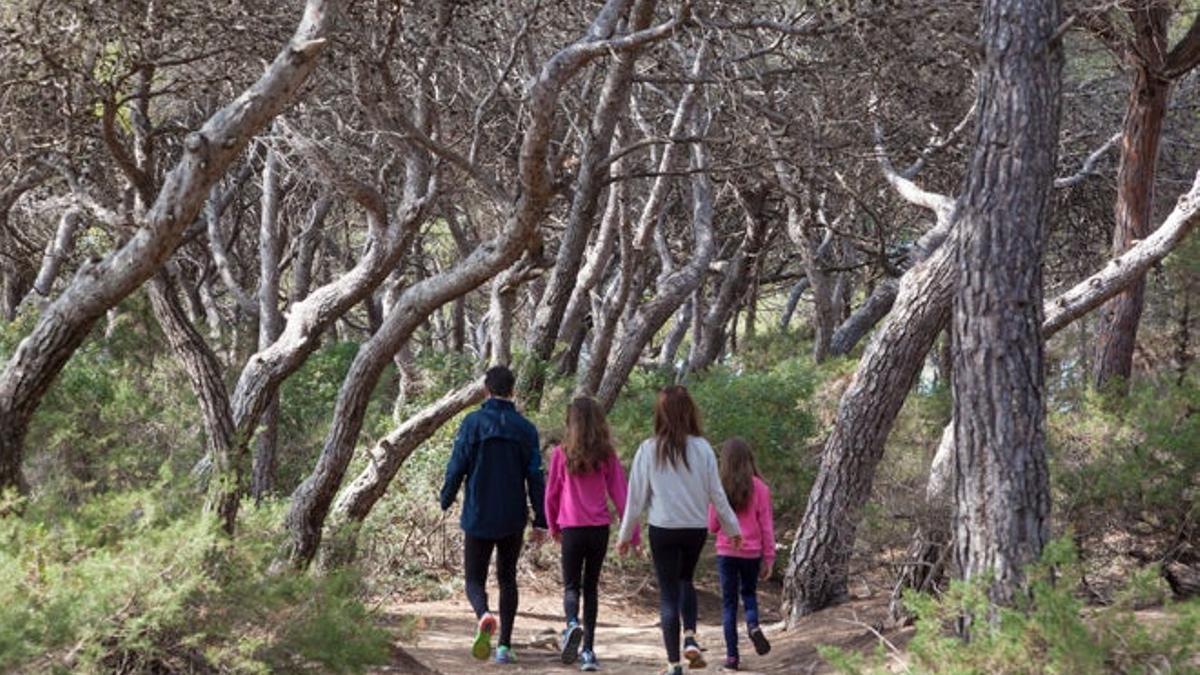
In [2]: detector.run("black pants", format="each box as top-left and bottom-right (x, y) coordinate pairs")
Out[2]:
(464, 530), (524, 648)
(561, 525), (609, 650)
(649, 526), (708, 664)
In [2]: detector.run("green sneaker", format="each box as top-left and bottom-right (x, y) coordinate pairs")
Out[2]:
(471, 613), (497, 661)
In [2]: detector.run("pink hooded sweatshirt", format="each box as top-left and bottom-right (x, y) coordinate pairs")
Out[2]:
(707, 475), (776, 567)
(544, 445), (640, 545)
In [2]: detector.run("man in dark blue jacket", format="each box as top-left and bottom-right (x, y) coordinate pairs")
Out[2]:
(440, 365), (547, 664)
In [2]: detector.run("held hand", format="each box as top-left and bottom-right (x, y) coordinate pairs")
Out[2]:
(529, 528), (548, 547)
(731, 535), (744, 550)
(618, 539), (643, 557)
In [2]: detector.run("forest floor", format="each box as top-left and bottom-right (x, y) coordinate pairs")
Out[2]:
(370, 554), (913, 674)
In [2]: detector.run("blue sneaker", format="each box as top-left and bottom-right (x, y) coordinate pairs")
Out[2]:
(561, 621), (584, 664)
(580, 649), (600, 671)
(495, 645), (517, 664)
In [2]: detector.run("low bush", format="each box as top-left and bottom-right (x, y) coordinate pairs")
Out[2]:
(822, 538), (1200, 674)
(0, 486), (392, 673)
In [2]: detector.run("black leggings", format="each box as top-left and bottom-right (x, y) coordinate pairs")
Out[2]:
(464, 531), (524, 648)
(561, 525), (609, 650)
(649, 526), (708, 664)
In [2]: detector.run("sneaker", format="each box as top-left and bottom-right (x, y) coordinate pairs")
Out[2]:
(580, 649), (600, 671)
(471, 613), (497, 661)
(494, 645), (517, 664)
(748, 625), (771, 656)
(723, 656), (740, 671)
(661, 666), (684, 675)
(683, 636), (706, 669)
(560, 621), (584, 664)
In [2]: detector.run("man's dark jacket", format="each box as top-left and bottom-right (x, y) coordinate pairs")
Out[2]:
(440, 398), (547, 539)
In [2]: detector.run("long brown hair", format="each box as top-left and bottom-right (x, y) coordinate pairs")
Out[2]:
(563, 397), (616, 475)
(719, 437), (760, 513)
(654, 385), (703, 470)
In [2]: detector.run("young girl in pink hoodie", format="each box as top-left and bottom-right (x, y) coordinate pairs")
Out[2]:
(545, 397), (638, 672)
(707, 438), (776, 671)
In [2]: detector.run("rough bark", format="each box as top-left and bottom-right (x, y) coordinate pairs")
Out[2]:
(926, 168), (1200, 502)
(146, 271), (238, 531)
(953, 0), (1061, 609)
(1093, 4), (1172, 392)
(782, 226), (958, 621)
(0, 0), (334, 495)
(283, 1), (684, 567)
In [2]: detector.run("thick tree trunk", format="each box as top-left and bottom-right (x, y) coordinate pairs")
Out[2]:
(0, 0), (334, 495)
(953, 0), (1061, 610)
(1094, 9), (1172, 392)
(518, 0), (656, 411)
(252, 141), (286, 502)
(782, 227), (957, 621)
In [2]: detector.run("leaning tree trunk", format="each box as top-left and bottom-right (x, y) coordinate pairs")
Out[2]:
(0, 0), (333, 495)
(952, 0), (1061, 610)
(1094, 18), (1171, 392)
(596, 114), (716, 410)
(518, 0), (656, 411)
(146, 271), (238, 531)
(282, 2), (685, 567)
(314, 257), (540, 568)
(782, 225), (957, 621)
(690, 185), (768, 372)
(20, 209), (82, 310)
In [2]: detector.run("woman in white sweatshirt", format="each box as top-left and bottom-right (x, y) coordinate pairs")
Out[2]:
(617, 385), (742, 675)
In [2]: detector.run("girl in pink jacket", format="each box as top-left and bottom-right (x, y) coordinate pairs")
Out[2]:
(544, 397), (638, 672)
(707, 438), (776, 671)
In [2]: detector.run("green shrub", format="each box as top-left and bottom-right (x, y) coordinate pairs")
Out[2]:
(823, 538), (1200, 674)
(600, 353), (820, 518)
(0, 489), (392, 673)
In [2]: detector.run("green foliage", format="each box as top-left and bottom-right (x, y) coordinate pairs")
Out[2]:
(602, 350), (820, 518)
(824, 538), (1200, 675)
(1050, 380), (1200, 536)
(0, 490), (391, 673)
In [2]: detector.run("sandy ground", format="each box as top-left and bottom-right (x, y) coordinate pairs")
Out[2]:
(371, 567), (912, 674)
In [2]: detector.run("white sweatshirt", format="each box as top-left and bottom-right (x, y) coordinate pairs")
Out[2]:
(617, 435), (742, 544)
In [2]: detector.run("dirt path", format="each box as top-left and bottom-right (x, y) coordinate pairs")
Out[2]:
(373, 573), (911, 674)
